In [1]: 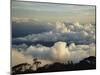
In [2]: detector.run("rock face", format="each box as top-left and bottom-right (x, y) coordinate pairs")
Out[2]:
(12, 56), (96, 75)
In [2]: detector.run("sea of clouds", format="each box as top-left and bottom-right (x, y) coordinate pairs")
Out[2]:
(12, 41), (95, 67)
(12, 18), (95, 44)
(12, 18), (96, 67)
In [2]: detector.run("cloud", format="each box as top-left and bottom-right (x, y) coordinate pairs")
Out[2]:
(12, 18), (54, 37)
(12, 19), (96, 65)
(13, 21), (95, 44)
(51, 42), (70, 62)
(12, 48), (53, 67)
(12, 43), (28, 49)
(13, 30), (95, 45)
(25, 41), (70, 63)
(69, 43), (96, 63)
(12, 41), (96, 65)
(26, 45), (51, 58)
(12, 42), (70, 64)
(12, 48), (33, 66)
(53, 21), (70, 33)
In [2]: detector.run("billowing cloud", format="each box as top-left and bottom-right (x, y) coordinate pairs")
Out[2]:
(26, 45), (51, 58)
(53, 21), (70, 33)
(69, 43), (96, 63)
(12, 18), (96, 66)
(12, 41), (96, 66)
(12, 48), (53, 67)
(12, 20), (95, 45)
(51, 42), (70, 62)
(12, 42), (70, 65)
(25, 41), (70, 63)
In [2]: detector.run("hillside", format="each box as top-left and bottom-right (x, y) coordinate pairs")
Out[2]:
(12, 56), (96, 75)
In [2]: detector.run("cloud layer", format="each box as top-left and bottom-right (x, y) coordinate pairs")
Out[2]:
(13, 20), (95, 45)
(12, 18), (96, 66)
(12, 41), (95, 66)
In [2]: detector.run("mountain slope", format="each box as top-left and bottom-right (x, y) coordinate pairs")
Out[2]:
(12, 56), (96, 75)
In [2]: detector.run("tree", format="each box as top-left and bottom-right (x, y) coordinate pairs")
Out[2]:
(32, 58), (41, 70)
(67, 60), (73, 65)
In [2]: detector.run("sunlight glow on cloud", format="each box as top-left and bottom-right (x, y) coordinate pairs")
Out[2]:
(12, 41), (95, 66)
(12, 48), (33, 66)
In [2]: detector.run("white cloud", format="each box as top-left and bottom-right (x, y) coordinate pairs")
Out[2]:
(51, 42), (70, 62)
(69, 43), (96, 63)
(70, 50), (89, 63)
(12, 41), (96, 65)
(26, 45), (51, 58)
(25, 41), (70, 63)
(12, 48), (53, 68)
(13, 21), (95, 44)
(12, 42), (70, 65)
(12, 48), (33, 66)
(54, 21), (70, 33)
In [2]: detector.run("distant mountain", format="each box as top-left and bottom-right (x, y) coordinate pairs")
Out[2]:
(79, 56), (96, 65)
(37, 56), (96, 72)
(12, 56), (96, 75)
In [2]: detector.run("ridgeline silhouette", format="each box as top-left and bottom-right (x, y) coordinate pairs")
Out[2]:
(12, 56), (96, 75)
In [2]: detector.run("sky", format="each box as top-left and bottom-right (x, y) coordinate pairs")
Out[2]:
(12, 1), (95, 24)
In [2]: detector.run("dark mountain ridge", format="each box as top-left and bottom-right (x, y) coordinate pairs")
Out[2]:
(12, 56), (96, 75)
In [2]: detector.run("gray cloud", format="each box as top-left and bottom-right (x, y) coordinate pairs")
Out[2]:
(12, 18), (54, 37)
(13, 21), (95, 44)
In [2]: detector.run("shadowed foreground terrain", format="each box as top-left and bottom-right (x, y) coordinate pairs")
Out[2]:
(12, 56), (96, 75)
